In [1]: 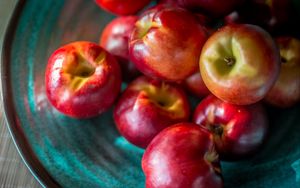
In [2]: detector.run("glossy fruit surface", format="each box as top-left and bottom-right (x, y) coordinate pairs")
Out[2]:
(200, 24), (280, 105)
(45, 41), (121, 118)
(193, 95), (268, 160)
(113, 76), (190, 148)
(95, 0), (151, 15)
(265, 37), (300, 107)
(184, 71), (210, 98)
(142, 123), (223, 188)
(100, 16), (140, 81)
(5, 1), (300, 188)
(129, 6), (208, 81)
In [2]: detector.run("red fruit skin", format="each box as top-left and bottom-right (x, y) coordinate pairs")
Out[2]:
(184, 71), (211, 98)
(157, 1), (215, 31)
(158, 0), (243, 17)
(100, 16), (140, 82)
(113, 76), (190, 148)
(193, 95), (268, 160)
(95, 0), (151, 15)
(200, 24), (281, 105)
(129, 6), (208, 82)
(142, 123), (223, 188)
(45, 41), (121, 118)
(265, 37), (300, 108)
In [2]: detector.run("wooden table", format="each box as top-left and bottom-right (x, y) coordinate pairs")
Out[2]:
(0, 0), (41, 187)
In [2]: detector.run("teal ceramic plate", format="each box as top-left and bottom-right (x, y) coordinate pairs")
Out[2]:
(1, 0), (300, 187)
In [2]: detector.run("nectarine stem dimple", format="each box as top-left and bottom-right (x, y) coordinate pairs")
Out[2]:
(135, 19), (160, 40)
(280, 57), (287, 64)
(71, 64), (95, 78)
(157, 100), (167, 107)
(224, 57), (235, 66)
(134, 83), (185, 117)
(65, 53), (97, 78)
(210, 125), (223, 136)
(64, 56), (96, 90)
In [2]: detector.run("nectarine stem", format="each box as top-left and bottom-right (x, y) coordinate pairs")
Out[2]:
(224, 57), (235, 66)
(211, 125), (223, 136)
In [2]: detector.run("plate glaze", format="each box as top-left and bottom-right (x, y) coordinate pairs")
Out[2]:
(1, 1), (300, 188)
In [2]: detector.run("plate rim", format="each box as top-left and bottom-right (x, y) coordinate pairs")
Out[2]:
(0, 0), (60, 187)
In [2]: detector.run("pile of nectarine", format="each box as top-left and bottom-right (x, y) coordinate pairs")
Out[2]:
(45, 0), (300, 187)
